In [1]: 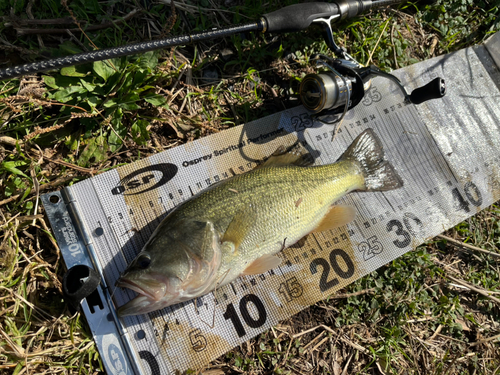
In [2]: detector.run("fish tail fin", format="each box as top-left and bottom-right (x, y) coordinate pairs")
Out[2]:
(339, 128), (403, 191)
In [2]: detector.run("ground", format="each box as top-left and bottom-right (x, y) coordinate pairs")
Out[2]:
(0, 0), (499, 374)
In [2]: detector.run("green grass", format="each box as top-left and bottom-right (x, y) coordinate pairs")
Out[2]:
(0, 0), (499, 373)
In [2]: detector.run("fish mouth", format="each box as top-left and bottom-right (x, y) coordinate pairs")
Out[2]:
(115, 278), (183, 317)
(115, 276), (167, 301)
(117, 294), (172, 317)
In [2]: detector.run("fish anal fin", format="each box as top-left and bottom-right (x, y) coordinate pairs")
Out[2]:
(222, 204), (257, 251)
(313, 205), (356, 233)
(241, 254), (282, 276)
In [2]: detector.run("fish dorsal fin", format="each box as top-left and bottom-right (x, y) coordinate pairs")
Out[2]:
(241, 254), (282, 276)
(222, 204), (257, 251)
(258, 142), (313, 169)
(312, 205), (356, 233)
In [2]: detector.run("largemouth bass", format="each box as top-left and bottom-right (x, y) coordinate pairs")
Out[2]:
(116, 128), (403, 316)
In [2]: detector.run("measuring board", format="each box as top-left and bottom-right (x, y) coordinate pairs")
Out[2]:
(42, 34), (500, 375)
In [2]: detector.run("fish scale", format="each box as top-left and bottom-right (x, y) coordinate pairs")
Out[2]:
(189, 165), (360, 281)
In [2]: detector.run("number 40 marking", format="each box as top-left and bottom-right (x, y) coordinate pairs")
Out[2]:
(452, 182), (482, 213)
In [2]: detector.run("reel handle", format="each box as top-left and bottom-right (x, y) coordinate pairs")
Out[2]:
(409, 77), (446, 104)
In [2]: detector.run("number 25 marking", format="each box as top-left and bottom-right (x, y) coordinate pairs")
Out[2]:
(358, 235), (383, 261)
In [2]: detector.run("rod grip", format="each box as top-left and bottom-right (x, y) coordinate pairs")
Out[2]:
(262, 3), (340, 33)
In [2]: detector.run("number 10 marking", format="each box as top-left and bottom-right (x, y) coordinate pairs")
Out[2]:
(223, 294), (267, 338)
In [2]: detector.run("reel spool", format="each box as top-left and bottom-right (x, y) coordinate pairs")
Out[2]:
(300, 72), (354, 114)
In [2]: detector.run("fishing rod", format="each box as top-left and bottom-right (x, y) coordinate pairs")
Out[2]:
(0, 0), (445, 120)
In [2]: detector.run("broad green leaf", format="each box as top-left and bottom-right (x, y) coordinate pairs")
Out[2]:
(43, 75), (58, 89)
(53, 85), (87, 102)
(2, 161), (30, 179)
(80, 79), (96, 92)
(134, 85), (155, 94)
(120, 71), (135, 93)
(144, 95), (167, 106)
(103, 98), (119, 108)
(51, 75), (82, 90)
(108, 131), (122, 153)
(131, 119), (149, 145)
(103, 72), (125, 96)
(133, 70), (149, 87)
(119, 102), (141, 111)
(61, 65), (87, 77)
(78, 135), (108, 167)
(93, 60), (117, 82)
(108, 109), (126, 152)
(86, 95), (101, 109)
(137, 51), (158, 70)
(65, 131), (80, 151)
(119, 93), (141, 111)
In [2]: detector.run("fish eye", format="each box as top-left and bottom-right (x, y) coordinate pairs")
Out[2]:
(136, 254), (151, 269)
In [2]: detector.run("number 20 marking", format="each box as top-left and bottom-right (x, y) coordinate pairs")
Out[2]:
(310, 249), (355, 292)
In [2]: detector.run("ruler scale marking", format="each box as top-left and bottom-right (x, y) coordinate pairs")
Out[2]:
(387, 111), (429, 197)
(383, 114), (424, 198)
(406, 106), (457, 184)
(393, 107), (438, 187)
(426, 125), (460, 184)
(398, 109), (435, 175)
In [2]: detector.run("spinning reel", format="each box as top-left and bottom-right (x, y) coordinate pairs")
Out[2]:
(298, 15), (446, 124)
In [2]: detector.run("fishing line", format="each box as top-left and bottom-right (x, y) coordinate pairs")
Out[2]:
(109, 284), (119, 300)
(197, 267), (232, 329)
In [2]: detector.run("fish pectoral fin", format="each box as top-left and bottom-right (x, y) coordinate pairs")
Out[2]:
(257, 142), (314, 169)
(222, 204), (257, 251)
(312, 205), (356, 233)
(241, 254), (282, 276)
